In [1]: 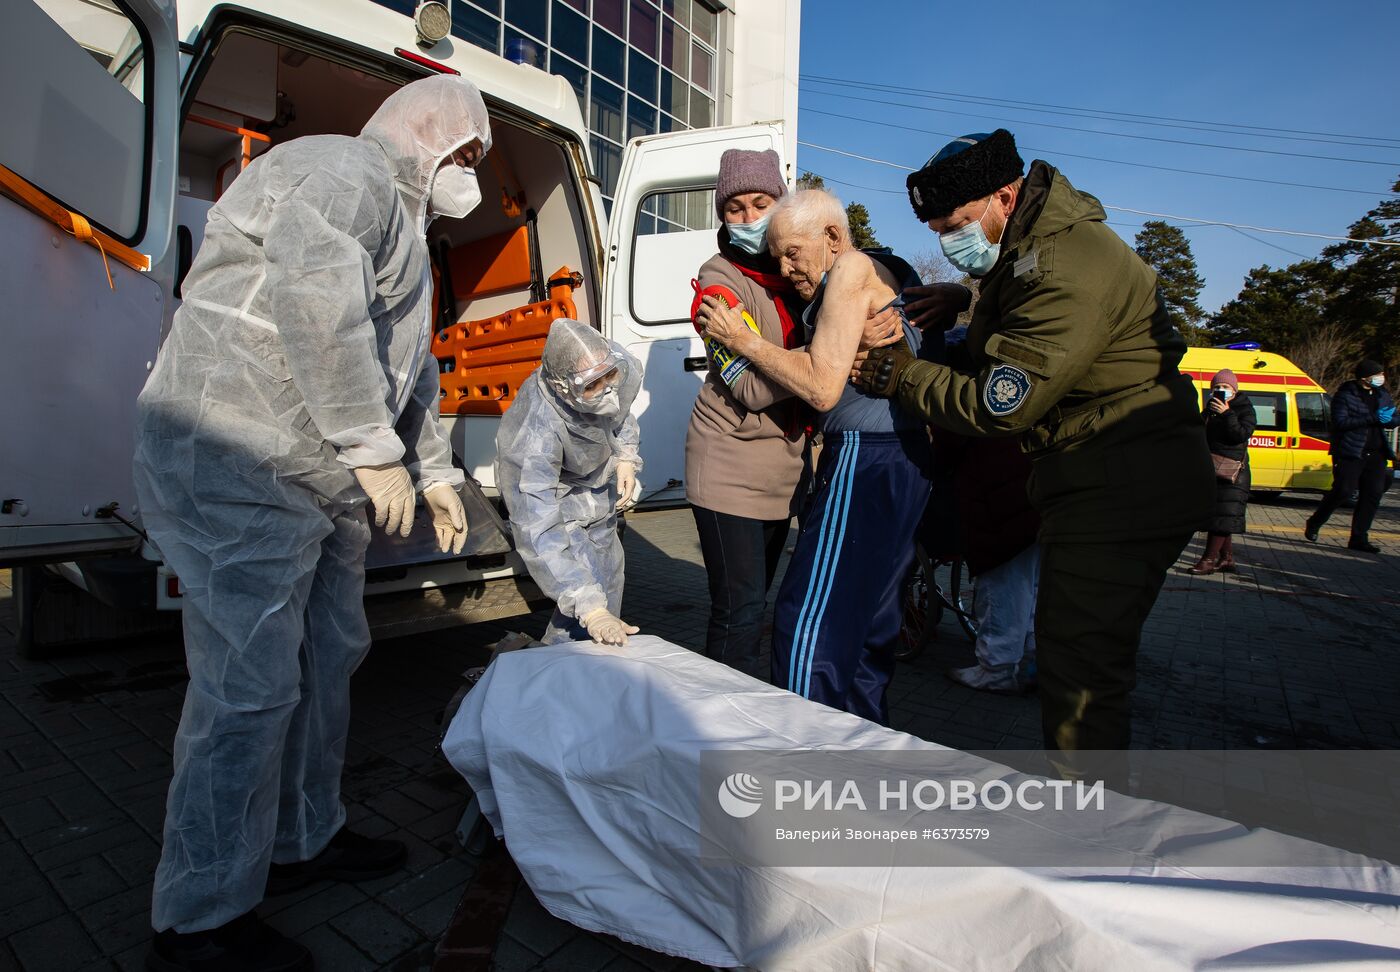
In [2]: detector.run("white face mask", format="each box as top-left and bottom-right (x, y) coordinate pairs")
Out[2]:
(1213, 385), (1235, 400)
(572, 384), (621, 417)
(430, 163), (482, 220)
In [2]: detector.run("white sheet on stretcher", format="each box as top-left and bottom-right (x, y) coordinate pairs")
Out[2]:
(441, 635), (1400, 971)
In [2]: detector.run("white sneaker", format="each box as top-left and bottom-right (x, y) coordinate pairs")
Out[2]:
(947, 664), (1026, 696)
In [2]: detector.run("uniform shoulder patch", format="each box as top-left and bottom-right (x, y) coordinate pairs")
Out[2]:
(983, 364), (1032, 416)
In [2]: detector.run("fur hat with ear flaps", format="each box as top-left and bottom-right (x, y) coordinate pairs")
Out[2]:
(906, 129), (1024, 222)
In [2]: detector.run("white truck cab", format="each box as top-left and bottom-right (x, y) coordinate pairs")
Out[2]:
(2, 0), (787, 652)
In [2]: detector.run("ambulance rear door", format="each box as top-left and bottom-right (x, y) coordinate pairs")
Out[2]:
(0, 0), (180, 565)
(602, 122), (787, 506)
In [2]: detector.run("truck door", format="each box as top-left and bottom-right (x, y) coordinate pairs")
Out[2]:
(0, 0), (179, 565)
(602, 123), (786, 506)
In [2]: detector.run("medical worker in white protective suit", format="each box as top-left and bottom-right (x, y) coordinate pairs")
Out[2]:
(496, 319), (645, 646)
(133, 76), (490, 971)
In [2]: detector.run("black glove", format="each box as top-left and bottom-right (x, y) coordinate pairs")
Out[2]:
(856, 339), (915, 398)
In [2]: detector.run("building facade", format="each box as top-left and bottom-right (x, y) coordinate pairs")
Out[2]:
(373, 0), (801, 211)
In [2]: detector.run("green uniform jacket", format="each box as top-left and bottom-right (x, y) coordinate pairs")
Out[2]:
(895, 161), (1214, 542)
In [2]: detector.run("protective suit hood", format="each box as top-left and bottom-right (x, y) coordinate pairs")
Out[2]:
(539, 319), (641, 424)
(360, 75), (493, 229)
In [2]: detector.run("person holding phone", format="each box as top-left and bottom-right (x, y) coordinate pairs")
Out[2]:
(1189, 369), (1257, 574)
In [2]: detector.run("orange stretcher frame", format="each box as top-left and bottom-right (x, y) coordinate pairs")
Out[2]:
(434, 266), (580, 416)
(186, 113), (271, 198)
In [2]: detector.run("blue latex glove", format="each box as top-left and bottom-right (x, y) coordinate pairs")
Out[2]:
(1380, 406), (1396, 424)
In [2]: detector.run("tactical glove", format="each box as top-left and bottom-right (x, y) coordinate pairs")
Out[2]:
(856, 339), (916, 399)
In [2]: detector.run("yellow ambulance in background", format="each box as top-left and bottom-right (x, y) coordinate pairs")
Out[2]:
(1180, 345), (1333, 493)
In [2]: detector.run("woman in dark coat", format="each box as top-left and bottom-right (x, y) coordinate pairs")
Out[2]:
(1189, 368), (1257, 574)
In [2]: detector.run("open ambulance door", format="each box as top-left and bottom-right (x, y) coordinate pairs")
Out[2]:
(0, 0), (180, 566)
(602, 122), (787, 507)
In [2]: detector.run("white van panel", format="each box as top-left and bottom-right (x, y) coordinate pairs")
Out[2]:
(3, 0), (148, 240)
(604, 122), (787, 504)
(0, 205), (164, 558)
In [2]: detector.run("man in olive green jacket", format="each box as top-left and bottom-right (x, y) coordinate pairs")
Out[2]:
(857, 130), (1213, 779)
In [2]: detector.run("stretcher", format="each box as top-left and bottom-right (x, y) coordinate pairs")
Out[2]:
(442, 636), (1400, 971)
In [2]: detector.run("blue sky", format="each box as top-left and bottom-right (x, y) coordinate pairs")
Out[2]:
(795, 0), (1400, 313)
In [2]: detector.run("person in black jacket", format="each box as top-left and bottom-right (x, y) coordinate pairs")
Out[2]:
(1305, 359), (1398, 553)
(929, 424), (1041, 693)
(1189, 369), (1256, 575)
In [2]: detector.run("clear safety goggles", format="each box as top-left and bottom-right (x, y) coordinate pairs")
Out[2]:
(565, 352), (623, 401)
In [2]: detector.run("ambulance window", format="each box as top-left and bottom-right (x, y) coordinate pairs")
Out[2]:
(5, 0), (149, 242)
(1296, 392), (1330, 441)
(631, 187), (717, 324)
(1242, 391), (1286, 431)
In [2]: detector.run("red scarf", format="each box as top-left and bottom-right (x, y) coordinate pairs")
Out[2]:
(730, 261), (801, 350)
(727, 260), (811, 438)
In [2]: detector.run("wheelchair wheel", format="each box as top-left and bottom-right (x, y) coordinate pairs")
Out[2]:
(946, 558), (979, 642)
(897, 546), (940, 661)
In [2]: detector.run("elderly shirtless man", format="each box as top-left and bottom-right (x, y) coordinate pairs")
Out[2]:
(696, 188), (934, 725)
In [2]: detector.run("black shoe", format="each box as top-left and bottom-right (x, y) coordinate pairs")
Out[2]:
(1348, 539), (1381, 553)
(1303, 521), (1319, 542)
(265, 828), (407, 897)
(147, 911), (311, 972)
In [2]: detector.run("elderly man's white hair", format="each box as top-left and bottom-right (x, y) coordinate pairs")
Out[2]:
(769, 188), (851, 246)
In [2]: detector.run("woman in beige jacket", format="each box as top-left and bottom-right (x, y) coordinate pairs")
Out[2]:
(685, 149), (809, 678)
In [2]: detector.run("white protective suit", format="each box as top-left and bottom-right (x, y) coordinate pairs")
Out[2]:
(133, 75), (490, 934)
(444, 637), (1400, 971)
(494, 320), (642, 644)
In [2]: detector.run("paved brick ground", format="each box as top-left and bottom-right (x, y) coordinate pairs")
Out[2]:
(1, 490), (1397, 970)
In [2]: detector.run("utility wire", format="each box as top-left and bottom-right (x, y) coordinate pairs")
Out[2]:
(806, 166), (1321, 260)
(802, 88), (1400, 168)
(802, 76), (1400, 152)
(800, 73), (1400, 148)
(796, 141), (1400, 248)
(800, 107), (1397, 198)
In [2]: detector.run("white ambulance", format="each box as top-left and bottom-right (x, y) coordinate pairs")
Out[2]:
(1, 0), (787, 652)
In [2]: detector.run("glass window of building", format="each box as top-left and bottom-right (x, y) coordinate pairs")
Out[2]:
(590, 77), (624, 142)
(452, 5), (500, 52)
(662, 0), (689, 31)
(628, 49), (658, 104)
(505, 0), (548, 39)
(551, 1), (589, 63)
(629, 0), (658, 57)
(375, 0), (723, 205)
(591, 24), (625, 84)
(593, 0), (625, 35)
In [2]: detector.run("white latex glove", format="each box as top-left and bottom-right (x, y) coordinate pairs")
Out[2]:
(615, 460), (641, 512)
(580, 607), (640, 646)
(353, 462), (416, 537)
(423, 483), (468, 555)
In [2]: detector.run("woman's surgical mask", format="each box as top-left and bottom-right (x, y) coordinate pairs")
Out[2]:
(1213, 385), (1235, 400)
(727, 214), (771, 255)
(430, 163), (482, 220)
(573, 383), (621, 417)
(938, 201), (1000, 277)
(1368, 375), (1386, 388)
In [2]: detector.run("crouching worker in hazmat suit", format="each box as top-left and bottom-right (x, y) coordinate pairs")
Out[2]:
(496, 320), (645, 646)
(133, 75), (491, 971)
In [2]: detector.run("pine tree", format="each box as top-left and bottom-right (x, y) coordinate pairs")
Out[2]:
(1133, 220), (1206, 344)
(845, 202), (880, 249)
